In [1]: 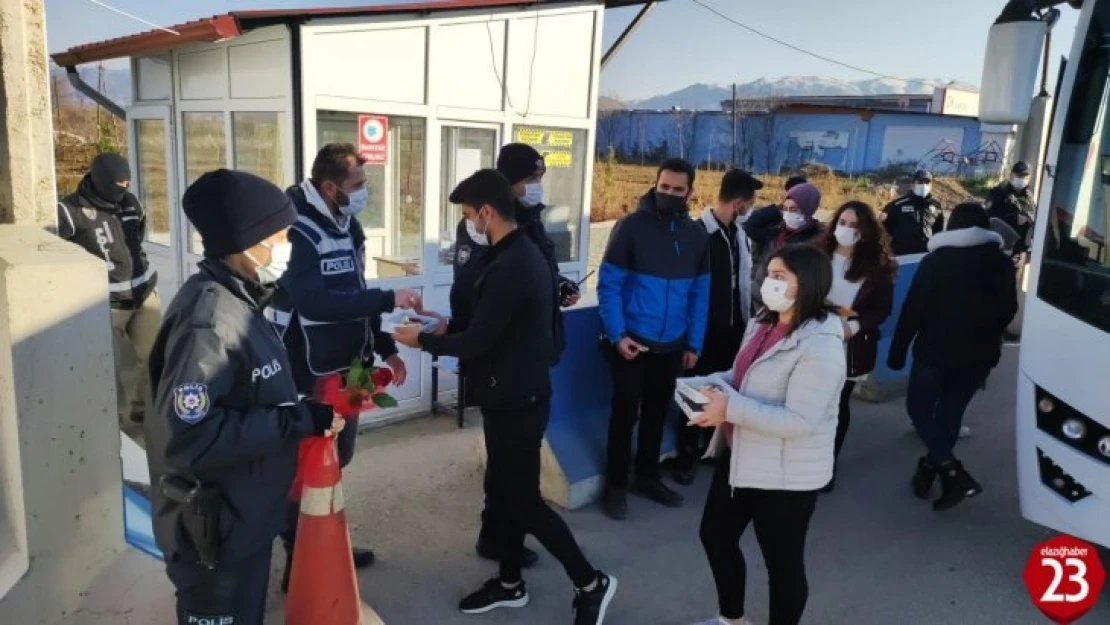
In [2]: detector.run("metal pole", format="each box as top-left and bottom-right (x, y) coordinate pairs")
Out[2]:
(731, 83), (738, 168)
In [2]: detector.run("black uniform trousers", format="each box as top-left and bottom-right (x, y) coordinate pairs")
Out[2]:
(482, 398), (595, 586)
(606, 348), (684, 488)
(166, 547), (272, 625)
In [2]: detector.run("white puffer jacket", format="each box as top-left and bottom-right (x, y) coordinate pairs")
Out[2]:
(682, 313), (846, 491)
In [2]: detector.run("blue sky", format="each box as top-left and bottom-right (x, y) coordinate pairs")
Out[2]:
(45, 0), (1080, 101)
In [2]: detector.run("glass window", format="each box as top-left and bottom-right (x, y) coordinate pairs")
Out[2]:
(134, 118), (171, 246)
(1038, 4), (1110, 333)
(512, 126), (588, 262)
(315, 111), (426, 278)
(233, 112), (284, 187)
(439, 127), (497, 265)
(183, 112), (227, 254)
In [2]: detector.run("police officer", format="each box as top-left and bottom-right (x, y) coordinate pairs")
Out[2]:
(881, 169), (945, 256)
(145, 169), (344, 625)
(274, 143), (420, 589)
(55, 153), (160, 436)
(987, 161), (1036, 255)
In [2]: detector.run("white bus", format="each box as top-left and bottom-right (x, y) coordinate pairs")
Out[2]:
(987, 0), (1110, 548)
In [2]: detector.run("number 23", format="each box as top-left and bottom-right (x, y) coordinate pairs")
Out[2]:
(1041, 557), (1090, 603)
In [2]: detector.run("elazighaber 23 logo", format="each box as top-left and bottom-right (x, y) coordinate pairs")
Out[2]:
(1023, 534), (1106, 624)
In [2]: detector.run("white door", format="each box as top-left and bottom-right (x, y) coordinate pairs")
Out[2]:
(127, 105), (180, 306)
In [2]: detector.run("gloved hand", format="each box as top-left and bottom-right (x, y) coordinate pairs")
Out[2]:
(304, 399), (338, 436)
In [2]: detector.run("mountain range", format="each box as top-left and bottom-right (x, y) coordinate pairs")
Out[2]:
(605, 77), (979, 111)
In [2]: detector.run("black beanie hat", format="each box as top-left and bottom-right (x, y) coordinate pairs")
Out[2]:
(496, 143), (546, 186)
(183, 169), (297, 258)
(90, 152), (131, 203)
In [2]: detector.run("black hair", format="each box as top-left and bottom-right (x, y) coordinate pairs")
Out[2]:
(757, 244), (835, 333)
(947, 201), (990, 230)
(449, 169), (517, 221)
(784, 175), (807, 191)
(817, 201), (898, 282)
(657, 158), (696, 190)
(310, 143), (367, 186)
(719, 169), (763, 203)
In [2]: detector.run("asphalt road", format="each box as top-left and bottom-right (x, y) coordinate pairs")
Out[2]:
(265, 347), (1110, 624)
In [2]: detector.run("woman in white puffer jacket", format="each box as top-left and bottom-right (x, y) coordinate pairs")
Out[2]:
(685, 244), (847, 625)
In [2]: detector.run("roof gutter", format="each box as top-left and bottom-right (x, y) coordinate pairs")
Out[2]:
(601, 0), (658, 69)
(64, 66), (126, 120)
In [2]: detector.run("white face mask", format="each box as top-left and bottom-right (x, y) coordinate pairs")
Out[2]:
(247, 241), (292, 285)
(834, 225), (859, 247)
(760, 277), (795, 312)
(782, 211), (807, 230)
(913, 183), (931, 198)
(339, 187), (368, 217)
(521, 183), (544, 207)
(1011, 176), (1029, 191)
(465, 213), (489, 246)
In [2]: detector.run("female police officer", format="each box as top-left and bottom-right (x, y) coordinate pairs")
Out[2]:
(144, 169), (343, 624)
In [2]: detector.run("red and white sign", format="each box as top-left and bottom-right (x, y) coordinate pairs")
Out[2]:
(357, 115), (388, 165)
(1023, 535), (1106, 624)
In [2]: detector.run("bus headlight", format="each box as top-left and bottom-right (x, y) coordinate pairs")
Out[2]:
(1099, 436), (1110, 458)
(1062, 418), (1087, 440)
(1038, 398), (1055, 413)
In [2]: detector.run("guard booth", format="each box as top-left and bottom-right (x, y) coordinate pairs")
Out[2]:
(53, 0), (648, 426)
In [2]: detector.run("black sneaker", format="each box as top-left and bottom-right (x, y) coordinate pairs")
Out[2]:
(352, 547), (375, 569)
(459, 578), (530, 614)
(631, 479), (683, 508)
(475, 539), (540, 569)
(671, 457), (696, 486)
(911, 457), (937, 500)
(602, 487), (627, 520)
(573, 571), (618, 625)
(933, 461), (983, 511)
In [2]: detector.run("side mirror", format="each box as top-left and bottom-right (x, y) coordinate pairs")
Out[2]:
(979, 20), (1048, 124)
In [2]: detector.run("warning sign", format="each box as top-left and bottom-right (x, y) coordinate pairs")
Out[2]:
(357, 115), (389, 165)
(514, 127), (577, 168)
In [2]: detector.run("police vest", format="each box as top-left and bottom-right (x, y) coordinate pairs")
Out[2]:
(282, 215), (372, 376)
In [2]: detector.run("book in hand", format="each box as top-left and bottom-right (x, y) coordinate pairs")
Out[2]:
(381, 310), (440, 334)
(675, 379), (728, 421)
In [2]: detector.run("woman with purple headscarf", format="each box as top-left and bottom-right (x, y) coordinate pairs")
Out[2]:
(744, 182), (825, 311)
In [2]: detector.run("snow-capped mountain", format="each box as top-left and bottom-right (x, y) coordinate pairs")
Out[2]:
(624, 77), (978, 111)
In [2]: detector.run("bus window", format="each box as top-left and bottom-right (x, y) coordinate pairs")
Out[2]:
(1039, 7), (1110, 332)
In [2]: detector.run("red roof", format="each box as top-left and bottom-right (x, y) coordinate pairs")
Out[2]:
(52, 0), (652, 67)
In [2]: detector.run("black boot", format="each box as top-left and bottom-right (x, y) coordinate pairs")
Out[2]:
(630, 478), (684, 508)
(671, 456), (696, 486)
(602, 487), (628, 520)
(933, 461), (983, 511)
(280, 542), (293, 593)
(911, 457), (937, 500)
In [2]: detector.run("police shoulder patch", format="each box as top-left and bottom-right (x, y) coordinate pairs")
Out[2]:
(457, 245), (472, 266)
(173, 383), (210, 424)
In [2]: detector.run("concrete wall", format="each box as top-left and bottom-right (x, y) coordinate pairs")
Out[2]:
(596, 109), (1003, 177)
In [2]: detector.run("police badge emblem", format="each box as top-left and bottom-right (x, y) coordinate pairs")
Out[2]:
(457, 245), (472, 266)
(82, 207), (98, 220)
(173, 383), (210, 424)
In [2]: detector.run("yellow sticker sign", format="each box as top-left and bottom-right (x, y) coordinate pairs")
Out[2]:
(516, 127), (577, 167)
(547, 131), (574, 147)
(515, 129), (546, 145)
(542, 150), (573, 168)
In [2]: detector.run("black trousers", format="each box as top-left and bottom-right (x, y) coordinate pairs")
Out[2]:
(832, 380), (857, 462)
(166, 548), (272, 625)
(699, 455), (818, 624)
(906, 361), (988, 467)
(282, 419), (357, 547)
(606, 349), (684, 488)
(483, 399), (595, 586)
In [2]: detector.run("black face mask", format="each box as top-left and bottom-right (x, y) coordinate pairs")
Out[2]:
(654, 190), (688, 217)
(90, 153), (131, 204)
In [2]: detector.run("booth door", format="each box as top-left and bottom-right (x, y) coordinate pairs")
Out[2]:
(127, 105), (181, 306)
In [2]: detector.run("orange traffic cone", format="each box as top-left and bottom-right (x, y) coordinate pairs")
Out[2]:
(285, 436), (363, 625)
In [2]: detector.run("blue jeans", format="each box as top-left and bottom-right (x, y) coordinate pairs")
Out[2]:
(906, 361), (989, 466)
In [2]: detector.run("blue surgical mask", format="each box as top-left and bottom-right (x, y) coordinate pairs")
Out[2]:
(340, 187), (368, 217)
(521, 183), (544, 207)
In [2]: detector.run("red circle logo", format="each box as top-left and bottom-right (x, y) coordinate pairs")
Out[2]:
(1023, 535), (1106, 624)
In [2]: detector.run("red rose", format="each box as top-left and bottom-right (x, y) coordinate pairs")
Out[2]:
(371, 367), (394, 389)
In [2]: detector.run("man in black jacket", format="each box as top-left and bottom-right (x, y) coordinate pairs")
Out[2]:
(986, 160), (1036, 255)
(888, 202), (1017, 513)
(146, 170), (342, 624)
(56, 153), (160, 436)
(672, 169), (762, 485)
(881, 169), (944, 256)
(394, 169), (617, 624)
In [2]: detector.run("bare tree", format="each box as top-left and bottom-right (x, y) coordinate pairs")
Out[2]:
(596, 110), (621, 156)
(750, 98), (789, 174)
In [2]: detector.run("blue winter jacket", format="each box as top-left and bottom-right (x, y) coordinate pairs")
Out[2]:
(275, 182), (397, 392)
(598, 190), (711, 354)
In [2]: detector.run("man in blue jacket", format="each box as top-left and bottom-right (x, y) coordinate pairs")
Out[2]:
(274, 143), (420, 591)
(597, 157), (711, 520)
